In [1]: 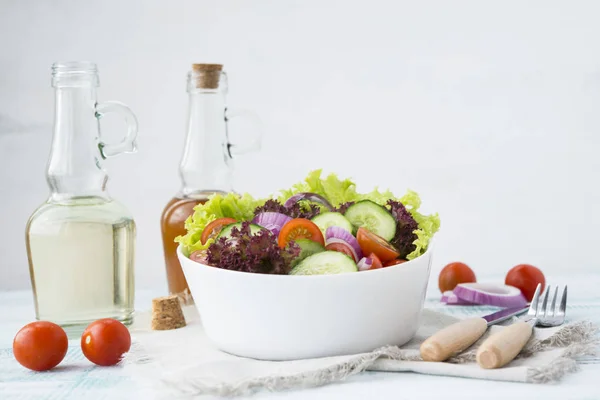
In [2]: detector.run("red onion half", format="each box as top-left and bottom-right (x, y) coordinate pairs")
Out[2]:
(453, 283), (527, 308)
(325, 226), (363, 261)
(252, 212), (292, 236)
(440, 290), (475, 305)
(357, 257), (373, 271)
(284, 192), (334, 211)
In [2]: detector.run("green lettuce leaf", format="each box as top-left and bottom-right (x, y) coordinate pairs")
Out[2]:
(278, 169), (399, 207)
(277, 169), (360, 206)
(399, 190), (440, 260)
(176, 193), (265, 256)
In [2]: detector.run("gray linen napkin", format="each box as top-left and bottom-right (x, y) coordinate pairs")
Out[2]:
(122, 306), (598, 398)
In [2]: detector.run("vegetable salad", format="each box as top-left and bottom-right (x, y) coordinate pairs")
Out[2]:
(177, 170), (440, 275)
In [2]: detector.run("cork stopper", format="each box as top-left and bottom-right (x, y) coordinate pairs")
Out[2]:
(151, 295), (187, 330)
(191, 63), (223, 89)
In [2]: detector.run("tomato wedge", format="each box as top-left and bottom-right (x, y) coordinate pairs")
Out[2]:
(367, 253), (383, 270)
(201, 217), (237, 244)
(326, 242), (358, 262)
(278, 218), (324, 248)
(384, 259), (407, 267)
(356, 227), (400, 262)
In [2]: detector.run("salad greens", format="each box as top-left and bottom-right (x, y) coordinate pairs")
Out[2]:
(178, 193), (265, 255)
(278, 170), (396, 207)
(176, 170), (440, 262)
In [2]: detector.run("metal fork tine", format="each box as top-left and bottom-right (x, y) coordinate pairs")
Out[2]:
(550, 286), (558, 318)
(529, 283), (542, 316)
(559, 285), (568, 318)
(540, 285), (550, 318)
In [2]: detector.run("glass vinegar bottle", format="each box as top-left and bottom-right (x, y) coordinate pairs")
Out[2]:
(25, 62), (138, 335)
(161, 63), (261, 297)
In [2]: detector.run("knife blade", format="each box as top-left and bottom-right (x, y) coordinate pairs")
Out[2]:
(482, 305), (529, 325)
(420, 305), (529, 362)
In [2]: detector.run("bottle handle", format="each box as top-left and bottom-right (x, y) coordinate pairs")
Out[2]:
(225, 107), (263, 157)
(96, 101), (139, 159)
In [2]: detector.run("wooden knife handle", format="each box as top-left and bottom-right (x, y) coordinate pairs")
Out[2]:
(476, 321), (533, 369)
(420, 317), (488, 362)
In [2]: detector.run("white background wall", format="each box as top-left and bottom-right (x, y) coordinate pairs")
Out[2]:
(1, 0), (599, 293)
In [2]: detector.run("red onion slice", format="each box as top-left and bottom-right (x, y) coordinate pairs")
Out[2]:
(189, 250), (209, 265)
(357, 257), (373, 271)
(453, 283), (527, 308)
(252, 212), (292, 236)
(440, 290), (475, 305)
(284, 192), (334, 211)
(325, 226), (363, 261)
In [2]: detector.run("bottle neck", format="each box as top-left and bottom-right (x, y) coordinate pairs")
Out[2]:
(46, 85), (109, 202)
(179, 90), (233, 196)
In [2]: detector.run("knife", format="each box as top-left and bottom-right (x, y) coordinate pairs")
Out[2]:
(420, 305), (529, 362)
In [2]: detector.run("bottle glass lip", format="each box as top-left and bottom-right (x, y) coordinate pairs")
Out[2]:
(52, 61), (99, 87)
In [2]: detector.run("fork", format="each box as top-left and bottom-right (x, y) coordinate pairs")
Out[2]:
(476, 283), (568, 369)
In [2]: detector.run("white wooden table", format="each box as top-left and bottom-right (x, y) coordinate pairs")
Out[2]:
(1, 273), (599, 400)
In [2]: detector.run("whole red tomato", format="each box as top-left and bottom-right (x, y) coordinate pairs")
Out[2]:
(505, 264), (545, 301)
(81, 319), (131, 366)
(13, 321), (68, 371)
(438, 262), (476, 293)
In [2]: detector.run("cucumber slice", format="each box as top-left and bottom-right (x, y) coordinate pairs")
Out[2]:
(217, 222), (264, 239)
(290, 251), (357, 275)
(311, 212), (354, 237)
(343, 200), (396, 241)
(290, 239), (325, 267)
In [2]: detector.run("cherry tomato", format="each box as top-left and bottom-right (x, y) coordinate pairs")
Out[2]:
(190, 249), (209, 264)
(505, 264), (545, 302)
(438, 262), (476, 293)
(278, 218), (324, 248)
(13, 321), (68, 371)
(201, 217), (237, 244)
(81, 319), (131, 366)
(356, 227), (400, 262)
(325, 242), (357, 262)
(367, 253), (383, 270)
(384, 259), (407, 267)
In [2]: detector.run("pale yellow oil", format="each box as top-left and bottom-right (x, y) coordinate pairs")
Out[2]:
(26, 197), (135, 336)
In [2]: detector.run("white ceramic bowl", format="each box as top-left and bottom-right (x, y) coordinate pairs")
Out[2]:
(178, 245), (434, 361)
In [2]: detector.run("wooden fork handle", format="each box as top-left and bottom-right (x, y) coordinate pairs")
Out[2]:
(420, 317), (488, 362)
(476, 321), (533, 369)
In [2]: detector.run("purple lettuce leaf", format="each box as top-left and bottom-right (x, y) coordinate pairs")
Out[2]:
(206, 221), (300, 274)
(254, 199), (321, 220)
(386, 200), (418, 258)
(334, 201), (355, 214)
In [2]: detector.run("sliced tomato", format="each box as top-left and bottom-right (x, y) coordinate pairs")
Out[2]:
(384, 259), (407, 267)
(278, 218), (324, 248)
(356, 227), (400, 262)
(367, 253), (383, 270)
(201, 217), (237, 244)
(326, 242), (358, 262)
